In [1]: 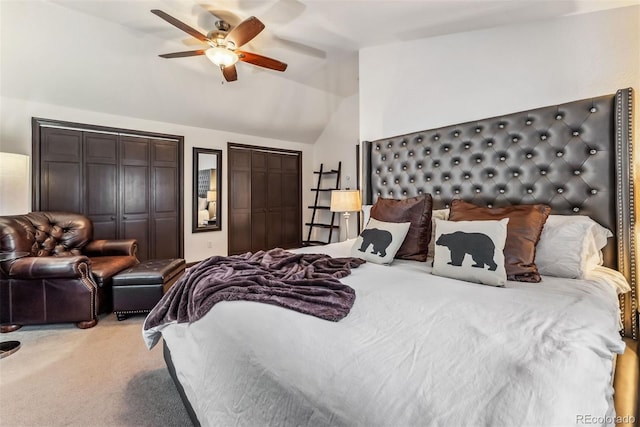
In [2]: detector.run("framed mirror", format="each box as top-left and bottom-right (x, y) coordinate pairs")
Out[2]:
(193, 147), (222, 232)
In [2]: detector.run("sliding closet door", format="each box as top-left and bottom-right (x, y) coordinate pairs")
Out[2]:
(251, 151), (268, 252)
(84, 132), (118, 240)
(120, 136), (151, 261)
(33, 118), (184, 261)
(228, 144), (302, 255)
(228, 148), (252, 255)
(279, 153), (301, 248)
(150, 139), (180, 259)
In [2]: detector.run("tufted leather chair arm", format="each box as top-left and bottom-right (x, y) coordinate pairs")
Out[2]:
(83, 239), (138, 257)
(5, 255), (92, 280)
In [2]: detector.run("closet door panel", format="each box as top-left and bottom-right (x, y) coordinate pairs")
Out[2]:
(150, 140), (179, 258)
(40, 128), (83, 212)
(153, 217), (178, 259)
(266, 154), (283, 248)
(228, 149), (252, 255)
(85, 132), (118, 240)
(123, 218), (150, 261)
(250, 151), (268, 251)
(251, 211), (267, 252)
(120, 136), (150, 260)
(267, 211), (282, 249)
(281, 155), (301, 248)
(42, 162), (82, 213)
(41, 128), (82, 162)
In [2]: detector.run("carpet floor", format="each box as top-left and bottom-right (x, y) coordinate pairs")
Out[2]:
(0, 314), (192, 427)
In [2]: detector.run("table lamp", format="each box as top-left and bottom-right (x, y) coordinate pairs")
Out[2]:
(330, 190), (362, 240)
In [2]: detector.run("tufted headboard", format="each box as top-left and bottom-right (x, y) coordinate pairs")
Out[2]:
(362, 88), (636, 337)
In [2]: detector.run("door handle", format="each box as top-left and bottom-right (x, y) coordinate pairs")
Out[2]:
(123, 216), (128, 219)
(110, 216), (115, 220)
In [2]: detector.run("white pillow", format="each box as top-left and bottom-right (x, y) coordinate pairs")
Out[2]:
(432, 218), (509, 287)
(361, 205), (372, 229)
(534, 215), (613, 279)
(428, 209), (449, 259)
(198, 197), (208, 211)
(351, 218), (410, 265)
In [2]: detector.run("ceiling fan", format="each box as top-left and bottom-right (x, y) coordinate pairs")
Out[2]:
(151, 9), (287, 82)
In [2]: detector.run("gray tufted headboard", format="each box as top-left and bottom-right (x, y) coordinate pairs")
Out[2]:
(362, 88), (636, 337)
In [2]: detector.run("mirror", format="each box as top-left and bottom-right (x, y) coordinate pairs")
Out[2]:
(193, 147), (222, 232)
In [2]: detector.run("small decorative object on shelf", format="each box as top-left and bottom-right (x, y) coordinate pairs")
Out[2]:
(303, 162), (341, 246)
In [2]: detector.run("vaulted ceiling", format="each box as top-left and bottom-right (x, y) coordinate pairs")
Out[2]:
(1, 0), (636, 143)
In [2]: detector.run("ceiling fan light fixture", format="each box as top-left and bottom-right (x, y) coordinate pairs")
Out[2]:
(205, 47), (239, 67)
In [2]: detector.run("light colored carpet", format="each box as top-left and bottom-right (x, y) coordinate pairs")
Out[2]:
(0, 314), (192, 427)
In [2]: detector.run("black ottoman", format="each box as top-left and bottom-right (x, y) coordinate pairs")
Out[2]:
(112, 258), (186, 321)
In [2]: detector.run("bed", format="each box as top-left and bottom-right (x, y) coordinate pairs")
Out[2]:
(145, 88), (636, 426)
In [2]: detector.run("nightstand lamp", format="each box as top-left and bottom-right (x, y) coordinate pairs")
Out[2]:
(330, 190), (362, 241)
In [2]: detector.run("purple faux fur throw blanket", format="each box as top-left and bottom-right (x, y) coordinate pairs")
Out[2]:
(143, 248), (365, 332)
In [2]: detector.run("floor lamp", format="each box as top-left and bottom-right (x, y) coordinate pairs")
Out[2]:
(330, 190), (362, 241)
(0, 152), (30, 358)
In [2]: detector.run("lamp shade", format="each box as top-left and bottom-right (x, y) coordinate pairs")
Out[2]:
(206, 190), (217, 202)
(0, 153), (30, 215)
(330, 190), (362, 213)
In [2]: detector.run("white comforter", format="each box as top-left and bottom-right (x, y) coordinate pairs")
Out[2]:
(148, 240), (626, 427)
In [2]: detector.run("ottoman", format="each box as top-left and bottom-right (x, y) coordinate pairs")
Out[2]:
(112, 258), (186, 321)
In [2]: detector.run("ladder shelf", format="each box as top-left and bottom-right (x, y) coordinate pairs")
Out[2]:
(303, 162), (341, 246)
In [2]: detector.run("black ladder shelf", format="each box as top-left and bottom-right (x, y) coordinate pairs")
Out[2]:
(303, 162), (342, 246)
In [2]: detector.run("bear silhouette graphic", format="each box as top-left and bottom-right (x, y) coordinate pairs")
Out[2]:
(358, 228), (393, 257)
(436, 231), (498, 271)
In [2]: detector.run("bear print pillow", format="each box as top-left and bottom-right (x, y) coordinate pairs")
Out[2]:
(351, 218), (411, 265)
(432, 218), (509, 286)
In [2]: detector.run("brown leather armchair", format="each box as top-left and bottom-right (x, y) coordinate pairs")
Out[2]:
(0, 212), (138, 330)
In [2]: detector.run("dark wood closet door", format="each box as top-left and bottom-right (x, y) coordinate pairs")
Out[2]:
(228, 148), (252, 255)
(266, 153), (283, 249)
(39, 128), (83, 213)
(84, 132), (118, 240)
(33, 118), (184, 262)
(120, 136), (150, 261)
(150, 139), (180, 259)
(280, 154), (301, 248)
(228, 145), (301, 255)
(251, 151), (268, 252)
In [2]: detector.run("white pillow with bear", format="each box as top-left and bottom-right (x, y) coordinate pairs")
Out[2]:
(351, 218), (410, 265)
(432, 218), (509, 287)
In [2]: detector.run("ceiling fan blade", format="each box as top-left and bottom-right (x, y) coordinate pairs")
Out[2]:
(226, 16), (265, 48)
(237, 51), (287, 72)
(159, 49), (206, 59)
(222, 64), (238, 82)
(151, 9), (209, 43)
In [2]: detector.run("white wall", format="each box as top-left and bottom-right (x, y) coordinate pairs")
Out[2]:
(359, 6), (640, 141)
(312, 94), (360, 242)
(0, 96), (314, 262)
